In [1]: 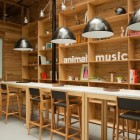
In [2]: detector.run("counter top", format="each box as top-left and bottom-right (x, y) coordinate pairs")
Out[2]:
(1, 81), (140, 98)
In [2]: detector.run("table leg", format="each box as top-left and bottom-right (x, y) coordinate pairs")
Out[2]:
(81, 93), (85, 140)
(103, 100), (107, 140)
(85, 96), (89, 140)
(26, 88), (31, 128)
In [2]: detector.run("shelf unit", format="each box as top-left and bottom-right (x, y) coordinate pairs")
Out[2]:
(38, 18), (59, 83)
(22, 21), (38, 82)
(21, 0), (140, 131)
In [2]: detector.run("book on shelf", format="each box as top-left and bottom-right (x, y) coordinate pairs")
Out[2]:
(130, 69), (139, 84)
(38, 55), (46, 65)
(41, 72), (47, 80)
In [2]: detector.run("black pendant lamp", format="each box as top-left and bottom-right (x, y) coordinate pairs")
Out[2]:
(51, 27), (76, 44)
(82, 17), (114, 39)
(128, 8), (140, 31)
(14, 38), (33, 51)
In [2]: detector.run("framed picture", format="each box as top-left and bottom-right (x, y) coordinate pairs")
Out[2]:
(80, 64), (88, 80)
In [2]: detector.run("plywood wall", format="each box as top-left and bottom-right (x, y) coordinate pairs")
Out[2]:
(0, 21), (22, 81)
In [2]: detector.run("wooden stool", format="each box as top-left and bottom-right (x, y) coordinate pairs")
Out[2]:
(0, 84), (21, 123)
(50, 90), (81, 140)
(56, 95), (80, 128)
(28, 88), (51, 140)
(116, 96), (140, 140)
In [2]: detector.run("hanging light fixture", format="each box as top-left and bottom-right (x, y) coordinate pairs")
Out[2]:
(40, 0), (51, 18)
(128, 8), (140, 31)
(82, 17), (114, 38)
(82, 0), (114, 39)
(14, 38), (33, 51)
(51, 27), (76, 44)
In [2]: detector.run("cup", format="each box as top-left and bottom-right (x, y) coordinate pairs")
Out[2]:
(46, 31), (49, 34)
(74, 77), (79, 81)
(42, 46), (45, 50)
(68, 76), (73, 81)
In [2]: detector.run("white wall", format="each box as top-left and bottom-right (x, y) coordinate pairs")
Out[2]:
(0, 39), (2, 78)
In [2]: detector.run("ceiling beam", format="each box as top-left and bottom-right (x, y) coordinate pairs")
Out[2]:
(0, 0), (24, 8)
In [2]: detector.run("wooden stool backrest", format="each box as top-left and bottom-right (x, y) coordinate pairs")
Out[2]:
(117, 96), (140, 111)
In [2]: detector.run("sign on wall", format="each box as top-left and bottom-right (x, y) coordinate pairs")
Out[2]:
(0, 39), (2, 78)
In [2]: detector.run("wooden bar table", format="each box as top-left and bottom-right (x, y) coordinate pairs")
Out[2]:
(84, 87), (140, 140)
(0, 82), (85, 140)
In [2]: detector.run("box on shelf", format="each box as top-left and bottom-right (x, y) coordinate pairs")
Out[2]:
(38, 55), (46, 65)
(130, 69), (139, 84)
(46, 43), (52, 49)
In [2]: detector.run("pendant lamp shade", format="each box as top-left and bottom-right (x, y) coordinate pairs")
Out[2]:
(51, 27), (76, 44)
(14, 38), (33, 51)
(82, 17), (114, 39)
(128, 8), (140, 31)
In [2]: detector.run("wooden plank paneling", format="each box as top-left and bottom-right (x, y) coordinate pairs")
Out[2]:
(0, 21), (22, 81)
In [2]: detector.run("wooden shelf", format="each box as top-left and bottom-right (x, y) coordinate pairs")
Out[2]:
(22, 78), (38, 81)
(40, 79), (52, 81)
(39, 48), (52, 52)
(129, 59), (140, 62)
(89, 81), (129, 85)
(59, 62), (88, 65)
(107, 14), (128, 23)
(130, 83), (140, 86)
(70, 24), (85, 31)
(60, 80), (88, 83)
(60, 42), (88, 48)
(23, 65), (38, 67)
(39, 64), (52, 66)
(39, 34), (51, 38)
(129, 35), (140, 40)
(89, 60), (128, 63)
(89, 36), (128, 44)
(28, 36), (37, 41)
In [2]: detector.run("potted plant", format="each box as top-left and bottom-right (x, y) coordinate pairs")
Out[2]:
(116, 76), (123, 83)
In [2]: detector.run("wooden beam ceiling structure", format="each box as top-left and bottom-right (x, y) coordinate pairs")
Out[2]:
(0, 0), (40, 24)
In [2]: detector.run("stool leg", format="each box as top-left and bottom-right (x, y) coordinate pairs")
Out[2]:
(50, 105), (55, 140)
(78, 105), (82, 139)
(65, 107), (69, 140)
(17, 95), (21, 119)
(126, 119), (129, 140)
(11, 98), (15, 115)
(112, 108), (116, 140)
(56, 106), (60, 128)
(39, 105), (43, 140)
(116, 116), (119, 140)
(6, 95), (10, 124)
(122, 118), (125, 140)
(135, 121), (138, 140)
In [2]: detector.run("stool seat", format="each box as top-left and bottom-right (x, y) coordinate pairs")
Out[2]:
(2, 91), (17, 95)
(120, 111), (140, 121)
(54, 101), (80, 107)
(30, 97), (50, 102)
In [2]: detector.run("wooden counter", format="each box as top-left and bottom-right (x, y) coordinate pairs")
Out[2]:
(1, 81), (140, 140)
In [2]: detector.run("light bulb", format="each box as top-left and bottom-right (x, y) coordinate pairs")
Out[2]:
(61, 2), (67, 11)
(40, 10), (45, 17)
(24, 17), (28, 24)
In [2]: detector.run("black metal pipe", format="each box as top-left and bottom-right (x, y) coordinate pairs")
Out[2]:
(52, 0), (56, 83)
